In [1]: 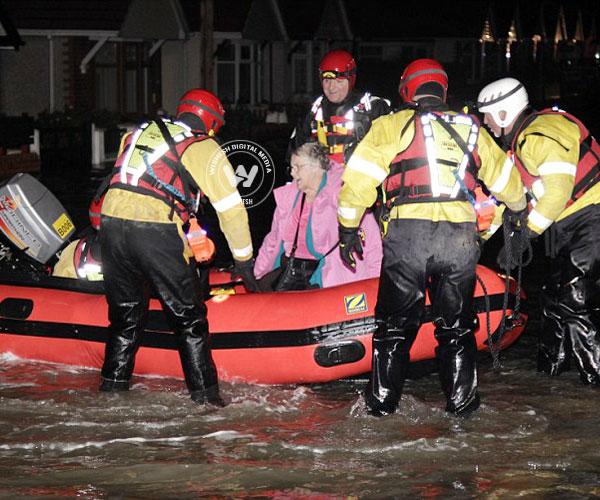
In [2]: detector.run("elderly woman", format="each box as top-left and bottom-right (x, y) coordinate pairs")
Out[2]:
(255, 141), (382, 291)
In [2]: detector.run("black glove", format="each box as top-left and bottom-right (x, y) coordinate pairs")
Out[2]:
(504, 207), (529, 232)
(339, 226), (364, 269)
(231, 258), (260, 293)
(497, 226), (536, 270)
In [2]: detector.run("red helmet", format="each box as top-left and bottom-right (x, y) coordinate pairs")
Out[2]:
(399, 59), (448, 103)
(318, 50), (357, 90)
(176, 89), (225, 136)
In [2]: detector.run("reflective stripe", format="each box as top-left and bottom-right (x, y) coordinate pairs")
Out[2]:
(315, 107), (324, 121)
(145, 143), (170, 166)
(232, 244), (253, 258)
(211, 191), (243, 212)
(347, 156), (388, 183)
(129, 163), (147, 187)
(450, 121), (479, 198)
(310, 96), (324, 114)
(173, 120), (193, 133)
(538, 161), (577, 177)
(488, 156), (514, 193)
(531, 179), (545, 200)
(338, 206), (357, 220)
(528, 209), (553, 230)
(120, 127), (144, 183)
(421, 114), (440, 197)
(359, 92), (372, 111)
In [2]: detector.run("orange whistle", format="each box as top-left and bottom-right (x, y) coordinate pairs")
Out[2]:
(186, 218), (216, 263)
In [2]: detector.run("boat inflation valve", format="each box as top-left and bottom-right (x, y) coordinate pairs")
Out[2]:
(314, 339), (366, 367)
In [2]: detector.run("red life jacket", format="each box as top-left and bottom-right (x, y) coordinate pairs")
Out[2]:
(109, 119), (208, 223)
(310, 93), (374, 164)
(510, 107), (600, 208)
(383, 110), (479, 206)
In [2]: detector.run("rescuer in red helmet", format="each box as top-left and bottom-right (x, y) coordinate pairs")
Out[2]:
(97, 88), (258, 406)
(289, 49), (391, 166)
(337, 59), (527, 417)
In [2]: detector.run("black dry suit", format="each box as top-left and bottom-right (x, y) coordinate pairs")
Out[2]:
(338, 101), (527, 416)
(99, 118), (222, 404)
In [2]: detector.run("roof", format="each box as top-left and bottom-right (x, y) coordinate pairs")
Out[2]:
(0, 0), (23, 48)
(0, 0), (597, 43)
(0, 0), (201, 34)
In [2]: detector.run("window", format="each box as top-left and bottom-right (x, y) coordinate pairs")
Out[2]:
(94, 42), (147, 116)
(291, 42), (325, 96)
(215, 40), (256, 105)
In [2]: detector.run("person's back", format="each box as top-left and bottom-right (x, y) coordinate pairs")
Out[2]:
(337, 59), (526, 417)
(99, 89), (257, 406)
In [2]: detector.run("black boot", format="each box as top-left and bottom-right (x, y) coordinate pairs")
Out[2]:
(364, 326), (417, 417)
(435, 325), (480, 417)
(190, 385), (226, 407)
(99, 377), (130, 392)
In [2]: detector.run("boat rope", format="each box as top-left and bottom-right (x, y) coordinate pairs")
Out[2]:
(494, 217), (533, 370)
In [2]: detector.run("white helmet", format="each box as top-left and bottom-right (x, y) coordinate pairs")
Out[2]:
(477, 78), (529, 128)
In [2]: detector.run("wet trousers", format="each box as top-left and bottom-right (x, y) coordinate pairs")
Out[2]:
(99, 216), (219, 399)
(366, 219), (480, 416)
(539, 204), (600, 385)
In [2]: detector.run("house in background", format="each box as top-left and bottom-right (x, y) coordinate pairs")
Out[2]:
(0, 0), (598, 165)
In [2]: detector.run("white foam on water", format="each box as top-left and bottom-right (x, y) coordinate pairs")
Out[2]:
(0, 435), (192, 453)
(280, 436), (470, 455)
(0, 382), (38, 389)
(201, 430), (255, 441)
(0, 351), (22, 363)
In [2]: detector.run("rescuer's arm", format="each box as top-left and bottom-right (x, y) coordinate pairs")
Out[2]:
(476, 127), (527, 213)
(516, 117), (579, 235)
(338, 113), (409, 228)
(182, 139), (254, 262)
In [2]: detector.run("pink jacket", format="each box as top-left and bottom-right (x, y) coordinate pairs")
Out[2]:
(254, 161), (382, 288)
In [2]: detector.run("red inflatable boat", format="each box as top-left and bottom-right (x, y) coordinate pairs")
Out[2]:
(0, 266), (526, 385)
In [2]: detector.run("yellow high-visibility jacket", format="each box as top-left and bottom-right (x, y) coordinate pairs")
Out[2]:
(337, 108), (526, 229)
(102, 130), (253, 262)
(510, 111), (600, 235)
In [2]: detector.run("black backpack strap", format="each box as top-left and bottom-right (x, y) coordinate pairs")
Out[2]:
(154, 118), (195, 217)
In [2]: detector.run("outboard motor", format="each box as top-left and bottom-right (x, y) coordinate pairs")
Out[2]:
(0, 173), (76, 272)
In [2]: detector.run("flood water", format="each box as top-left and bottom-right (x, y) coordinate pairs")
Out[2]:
(2, 329), (600, 498)
(1, 169), (600, 498)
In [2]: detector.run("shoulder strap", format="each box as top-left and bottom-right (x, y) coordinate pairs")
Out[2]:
(154, 119), (195, 217)
(290, 192), (306, 257)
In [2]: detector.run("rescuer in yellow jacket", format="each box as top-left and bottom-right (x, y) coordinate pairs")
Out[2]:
(98, 89), (257, 406)
(337, 59), (527, 417)
(478, 77), (600, 386)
